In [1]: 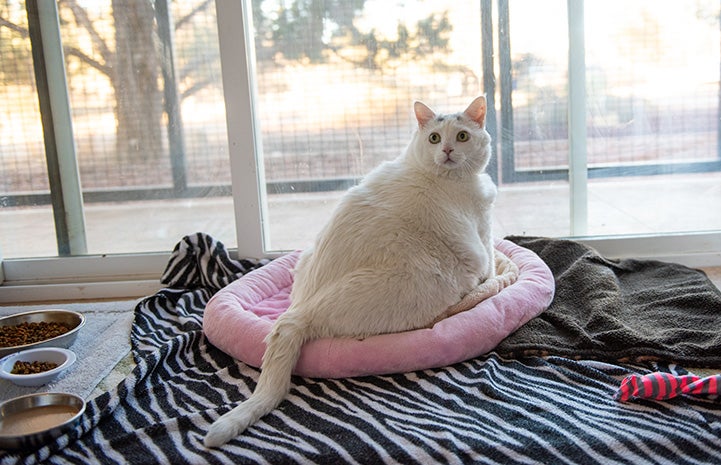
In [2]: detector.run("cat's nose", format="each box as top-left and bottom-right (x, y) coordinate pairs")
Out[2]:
(443, 146), (454, 155)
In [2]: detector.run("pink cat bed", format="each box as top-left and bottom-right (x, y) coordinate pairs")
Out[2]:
(203, 239), (554, 378)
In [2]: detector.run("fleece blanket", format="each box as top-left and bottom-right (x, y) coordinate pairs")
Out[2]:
(3, 233), (720, 465)
(501, 236), (721, 366)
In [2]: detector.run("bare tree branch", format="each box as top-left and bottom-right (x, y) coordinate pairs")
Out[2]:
(63, 0), (113, 67)
(174, 0), (212, 31)
(0, 16), (29, 38)
(180, 77), (214, 100)
(65, 47), (113, 77)
(177, 50), (218, 81)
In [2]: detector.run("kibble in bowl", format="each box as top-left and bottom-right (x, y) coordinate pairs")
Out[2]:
(0, 348), (76, 387)
(11, 360), (59, 375)
(0, 309), (85, 357)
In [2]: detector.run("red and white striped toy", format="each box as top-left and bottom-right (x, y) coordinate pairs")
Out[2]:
(615, 372), (720, 402)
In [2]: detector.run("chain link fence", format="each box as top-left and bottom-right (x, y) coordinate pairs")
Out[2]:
(1, 0), (719, 204)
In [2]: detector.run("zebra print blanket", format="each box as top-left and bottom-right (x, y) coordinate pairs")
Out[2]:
(3, 233), (721, 464)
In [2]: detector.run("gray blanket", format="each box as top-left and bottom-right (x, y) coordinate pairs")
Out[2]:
(501, 236), (721, 367)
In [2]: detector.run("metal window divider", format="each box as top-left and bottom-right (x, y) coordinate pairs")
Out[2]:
(567, 0), (589, 236)
(26, 0), (87, 256)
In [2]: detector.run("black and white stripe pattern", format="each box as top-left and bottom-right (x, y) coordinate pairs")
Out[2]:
(4, 234), (720, 464)
(160, 232), (268, 291)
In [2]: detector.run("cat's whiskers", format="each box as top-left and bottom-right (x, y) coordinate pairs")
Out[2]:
(433, 162), (444, 178)
(461, 158), (476, 178)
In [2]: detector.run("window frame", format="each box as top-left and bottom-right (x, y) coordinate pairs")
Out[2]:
(215, 0), (268, 259)
(1, 0), (719, 304)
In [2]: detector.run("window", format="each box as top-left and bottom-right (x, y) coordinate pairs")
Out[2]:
(0, 0), (235, 260)
(1, 0), (720, 302)
(229, 0), (721, 254)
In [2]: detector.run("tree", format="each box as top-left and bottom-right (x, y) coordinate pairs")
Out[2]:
(0, 0), (213, 162)
(110, 0), (162, 161)
(0, 1), (33, 86)
(252, 0), (452, 69)
(2, 0), (455, 162)
(252, 0), (365, 62)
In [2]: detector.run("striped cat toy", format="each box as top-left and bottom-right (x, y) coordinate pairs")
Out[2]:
(616, 372), (720, 402)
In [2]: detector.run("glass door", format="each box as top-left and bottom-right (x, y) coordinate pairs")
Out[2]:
(235, 0), (721, 253)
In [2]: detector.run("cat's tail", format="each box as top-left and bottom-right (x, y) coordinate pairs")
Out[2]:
(204, 310), (309, 448)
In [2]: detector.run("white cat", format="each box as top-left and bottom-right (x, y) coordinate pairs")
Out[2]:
(205, 96), (516, 447)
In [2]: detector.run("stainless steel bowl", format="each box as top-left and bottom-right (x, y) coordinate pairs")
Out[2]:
(0, 392), (85, 450)
(0, 309), (85, 357)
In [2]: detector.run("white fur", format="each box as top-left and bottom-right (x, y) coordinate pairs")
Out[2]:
(204, 96), (497, 448)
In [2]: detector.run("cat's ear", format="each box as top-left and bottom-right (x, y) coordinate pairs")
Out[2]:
(414, 101), (436, 128)
(464, 96), (487, 128)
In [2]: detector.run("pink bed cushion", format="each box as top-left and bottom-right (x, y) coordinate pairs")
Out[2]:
(203, 239), (554, 379)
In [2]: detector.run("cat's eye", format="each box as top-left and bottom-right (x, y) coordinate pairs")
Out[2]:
(429, 133), (441, 144)
(456, 131), (470, 142)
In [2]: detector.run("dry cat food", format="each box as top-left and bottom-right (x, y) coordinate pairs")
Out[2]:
(11, 360), (59, 375)
(0, 321), (71, 347)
